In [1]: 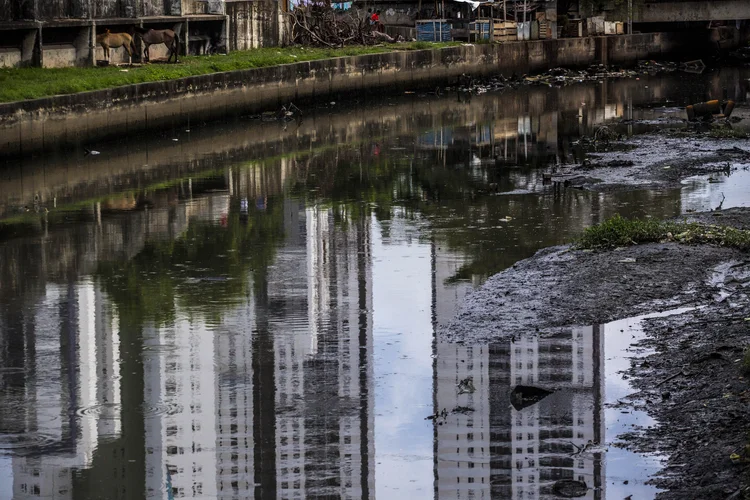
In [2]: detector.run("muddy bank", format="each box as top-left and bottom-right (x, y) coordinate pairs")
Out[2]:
(442, 208), (750, 499)
(442, 241), (740, 343)
(621, 283), (750, 499)
(552, 111), (750, 192)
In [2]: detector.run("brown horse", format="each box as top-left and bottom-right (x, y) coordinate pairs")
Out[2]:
(96, 30), (135, 65)
(133, 27), (180, 63)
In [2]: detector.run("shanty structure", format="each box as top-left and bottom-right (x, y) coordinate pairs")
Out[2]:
(362, 0), (557, 42)
(468, 1), (555, 41)
(0, 0), (289, 67)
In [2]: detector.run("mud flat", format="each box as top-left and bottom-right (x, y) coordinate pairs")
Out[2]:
(551, 106), (750, 192)
(442, 207), (750, 498)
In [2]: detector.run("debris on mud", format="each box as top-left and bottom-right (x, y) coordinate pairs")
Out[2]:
(621, 261), (750, 499)
(248, 102), (303, 122)
(510, 385), (554, 410)
(457, 376), (476, 394)
(686, 99), (736, 121)
(442, 208), (750, 499)
(449, 60), (679, 94)
(425, 408), (449, 421)
(552, 128), (750, 191)
(425, 405), (476, 421)
(552, 479), (589, 498)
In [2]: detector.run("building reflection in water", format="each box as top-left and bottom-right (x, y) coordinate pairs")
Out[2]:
(2, 68), (729, 499)
(0, 163), (660, 500)
(2, 281), (122, 500)
(0, 179), (377, 499)
(435, 328), (605, 500)
(433, 247), (606, 500)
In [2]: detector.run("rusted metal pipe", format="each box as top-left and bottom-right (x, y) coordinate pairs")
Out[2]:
(686, 99), (720, 121)
(686, 99), (736, 121)
(722, 100), (736, 118)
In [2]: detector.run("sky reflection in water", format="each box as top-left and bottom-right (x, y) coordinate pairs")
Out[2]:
(2, 68), (750, 499)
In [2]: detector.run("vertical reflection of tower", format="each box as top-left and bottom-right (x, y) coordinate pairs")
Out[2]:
(504, 326), (603, 500)
(215, 303), (256, 499)
(7, 280), (122, 500)
(143, 317), (219, 500)
(435, 344), (491, 499)
(432, 242), (490, 499)
(272, 203), (374, 499)
(271, 199), (310, 499)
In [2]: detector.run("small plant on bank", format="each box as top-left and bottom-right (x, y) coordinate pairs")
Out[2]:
(707, 127), (750, 140)
(576, 215), (674, 249)
(742, 347), (750, 376)
(575, 214), (750, 250)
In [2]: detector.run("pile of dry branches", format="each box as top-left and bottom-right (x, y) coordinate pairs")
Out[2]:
(288, 5), (401, 47)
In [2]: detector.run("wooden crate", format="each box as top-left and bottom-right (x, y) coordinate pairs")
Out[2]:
(539, 20), (549, 39)
(493, 20), (517, 42)
(469, 18), (492, 41)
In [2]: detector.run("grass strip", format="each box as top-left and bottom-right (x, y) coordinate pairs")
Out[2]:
(0, 42), (457, 103)
(576, 214), (750, 251)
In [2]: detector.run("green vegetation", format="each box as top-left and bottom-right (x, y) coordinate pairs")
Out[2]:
(0, 42), (458, 103)
(707, 127), (750, 139)
(576, 214), (750, 250)
(742, 348), (750, 376)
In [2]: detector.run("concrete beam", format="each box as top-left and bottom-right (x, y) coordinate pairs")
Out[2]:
(638, 1), (750, 23)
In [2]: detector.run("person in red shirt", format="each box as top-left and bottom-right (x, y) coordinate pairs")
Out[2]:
(370, 10), (383, 31)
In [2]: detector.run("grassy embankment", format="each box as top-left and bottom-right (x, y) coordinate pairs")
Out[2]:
(576, 214), (750, 251)
(0, 42), (457, 104)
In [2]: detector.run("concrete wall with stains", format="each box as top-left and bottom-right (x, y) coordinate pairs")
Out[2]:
(1, 0), (290, 67)
(0, 0), (223, 20)
(0, 32), (699, 158)
(639, 0), (750, 23)
(226, 0), (289, 50)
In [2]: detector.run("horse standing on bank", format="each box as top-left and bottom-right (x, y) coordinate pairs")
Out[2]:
(133, 27), (180, 63)
(96, 30), (136, 65)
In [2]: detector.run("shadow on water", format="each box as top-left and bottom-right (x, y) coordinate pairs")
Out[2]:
(1, 68), (750, 499)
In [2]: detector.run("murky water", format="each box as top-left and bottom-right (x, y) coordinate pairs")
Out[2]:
(2, 68), (750, 499)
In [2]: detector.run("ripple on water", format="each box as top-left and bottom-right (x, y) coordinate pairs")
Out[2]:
(143, 344), (183, 355)
(142, 401), (183, 417)
(0, 367), (26, 375)
(0, 433), (60, 454)
(76, 401), (183, 419)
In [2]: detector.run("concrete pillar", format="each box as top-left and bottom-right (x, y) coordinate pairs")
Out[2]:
(222, 15), (230, 53)
(181, 20), (189, 56)
(73, 26), (92, 66)
(35, 26), (43, 68)
(21, 29), (40, 67)
(89, 21), (96, 66)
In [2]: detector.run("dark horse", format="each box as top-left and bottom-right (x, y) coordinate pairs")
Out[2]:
(133, 26), (180, 63)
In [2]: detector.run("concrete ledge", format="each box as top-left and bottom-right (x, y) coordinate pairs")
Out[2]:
(639, 0), (750, 23)
(0, 32), (698, 158)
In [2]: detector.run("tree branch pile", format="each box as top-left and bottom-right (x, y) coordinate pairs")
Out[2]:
(287, 5), (402, 47)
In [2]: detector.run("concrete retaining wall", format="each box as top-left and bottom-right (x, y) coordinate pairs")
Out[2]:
(0, 32), (694, 158)
(639, 0), (750, 23)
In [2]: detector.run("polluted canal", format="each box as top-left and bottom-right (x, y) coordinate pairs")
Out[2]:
(1, 67), (750, 499)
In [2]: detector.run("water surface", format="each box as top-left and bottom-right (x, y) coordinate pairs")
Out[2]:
(2, 68), (750, 499)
